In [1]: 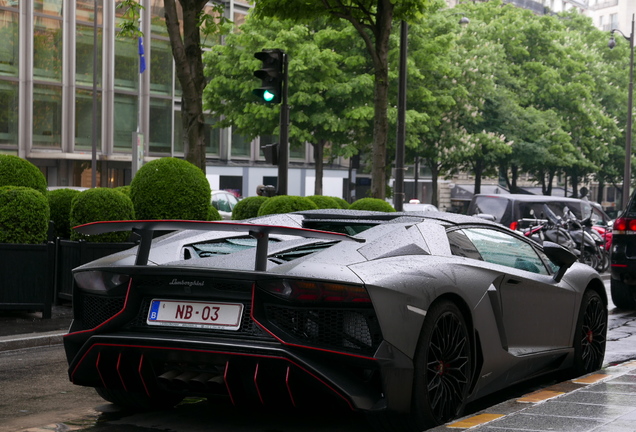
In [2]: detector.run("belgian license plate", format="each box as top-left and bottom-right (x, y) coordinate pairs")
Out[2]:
(147, 299), (243, 331)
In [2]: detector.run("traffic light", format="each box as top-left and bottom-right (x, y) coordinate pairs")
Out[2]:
(253, 49), (284, 104)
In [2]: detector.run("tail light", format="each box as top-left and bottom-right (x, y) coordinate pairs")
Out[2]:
(75, 270), (131, 295)
(613, 217), (636, 234)
(258, 280), (371, 303)
(509, 221), (518, 231)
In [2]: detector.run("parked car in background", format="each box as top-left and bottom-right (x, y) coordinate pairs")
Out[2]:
(610, 190), (636, 309)
(64, 210), (606, 431)
(401, 199), (439, 213)
(211, 190), (240, 219)
(468, 194), (611, 231)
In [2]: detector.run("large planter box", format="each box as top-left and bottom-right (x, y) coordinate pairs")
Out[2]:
(55, 239), (136, 302)
(0, 242), (55, 319)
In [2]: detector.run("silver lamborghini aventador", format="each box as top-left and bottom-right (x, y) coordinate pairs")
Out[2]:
(63, 210), (607, 431)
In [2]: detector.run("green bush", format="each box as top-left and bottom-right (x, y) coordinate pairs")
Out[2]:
(130, 158), (211, 220)
(0, 186), (50, 244)
(114, 185), (131, 197)
(330, 196), (350, 209)
(70, 188), (135, 242)
(232, 196), (269, 220)
(48, 188), (82, 239)
(257, 195), (318, 216)
(306, 195), (340, 209)
(349, 198), (396, 212)
(0, 155), (47, 194)
(208, 204), (222, 221)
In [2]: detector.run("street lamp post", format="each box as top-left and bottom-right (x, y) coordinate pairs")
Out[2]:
(609, 13), (635, 210)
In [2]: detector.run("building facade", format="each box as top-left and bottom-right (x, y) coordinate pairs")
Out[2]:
(0, 0), (351, 199)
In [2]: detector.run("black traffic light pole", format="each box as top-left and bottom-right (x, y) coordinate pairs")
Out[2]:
(278, 52), (289, 196)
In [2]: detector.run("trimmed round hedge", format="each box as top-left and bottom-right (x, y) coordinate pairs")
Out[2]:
(130, 158), (211, 220)
(330, 196), (350, 209)
(0, 186), (50, 244)
(48, 188), (82, 239)
(208, 204), (222, 221)
(70, 188), (135, 242)
(306, 195), (340, 209)
(257, 195), (318, 216)
(232, 196), (269, 220)
(349, 198), (396, 212)
(0, 155), (47, 194)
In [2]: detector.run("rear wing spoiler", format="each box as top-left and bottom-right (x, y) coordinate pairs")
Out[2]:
(73, 220), (365, 270)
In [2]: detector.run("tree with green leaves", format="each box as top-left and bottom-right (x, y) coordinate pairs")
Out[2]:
(118, 0), (229, 172)
(252, 0), (433, 199)
(203, 15), (373, 194)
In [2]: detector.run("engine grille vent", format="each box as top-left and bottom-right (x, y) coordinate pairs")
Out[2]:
(79, 294), (126, 329)
(264, 305), (382, 355)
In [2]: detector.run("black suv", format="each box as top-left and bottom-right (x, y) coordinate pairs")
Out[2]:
(610, 192), (636, 309)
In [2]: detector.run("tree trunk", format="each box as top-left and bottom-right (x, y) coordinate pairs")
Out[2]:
(165, 0), (208, 172)
(313, 140), (325, 195)
(345, 0), (393, 200)
(473, 158), (483, 195)
(430, 163), (439, 208)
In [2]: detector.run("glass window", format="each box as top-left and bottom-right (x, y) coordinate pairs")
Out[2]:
(114, 36), (138, 91)
(113, 93), (137, 151)
(33, 84), (62, 149)
(34, 0), (63, 16)
(174, 113), (220, 155)
(33, 15), (63, 81)
(462, 228), (549, 275)
(150, 37), (172, 95)
(290, 143), (305, 160)
(0, 10), (18, 77)
(75, 89), (102, 151)
(76, 0), (103, 24)
(76, 24), (102, 86)
(149, 0), (169, 36)
(149, 97), (172, 154)
(447, 230), (483, 260)
(0, 79), (18, 147)
(231, 131), (251, 157)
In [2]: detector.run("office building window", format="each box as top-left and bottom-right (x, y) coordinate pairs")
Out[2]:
(33, 84), (62, 149)
(150, 37), (172, 95)
(0, 79), (17, 147)
(34, 0), (63, 16)
(231, 131), (251, 157)
(173, 113), (220, 156)
(76, 24), (103, 86)
(113, 93), (137, 151)
(33, 15), (63, 81)
(149, 97), (172, 154)
(114, 36), (138, 91)
(0, 9), (18, 77)
(75, 89), (102, 151)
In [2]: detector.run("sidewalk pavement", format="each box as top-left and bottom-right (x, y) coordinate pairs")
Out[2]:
(0, 303), (72, 352)
(2, 294), (636, 432)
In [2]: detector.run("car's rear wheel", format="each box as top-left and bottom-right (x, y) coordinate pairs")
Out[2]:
(95, 387), (184, 411)
(411, 300), (472, 429)
(611, 278), (636, 310)
(571, 290), (607, 376)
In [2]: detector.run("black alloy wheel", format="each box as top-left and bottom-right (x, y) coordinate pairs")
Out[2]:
(412, 300), (472, 428)
(572, 290), (607, 375)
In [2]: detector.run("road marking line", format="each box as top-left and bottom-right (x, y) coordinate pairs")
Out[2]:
(447, 413), (505, 428)
(572, 374), (610, 384)
(517, 390), (565, 403)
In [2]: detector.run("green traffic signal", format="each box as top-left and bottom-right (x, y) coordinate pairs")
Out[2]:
(262, 90), (275, 102)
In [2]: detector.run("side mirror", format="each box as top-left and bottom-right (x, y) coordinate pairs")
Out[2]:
(543, 241), (578, 282)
